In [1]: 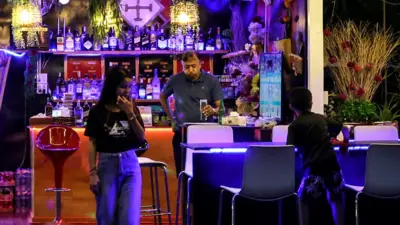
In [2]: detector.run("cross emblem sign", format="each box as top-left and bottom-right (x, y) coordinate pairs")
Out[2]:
(123, 0), (153, 21)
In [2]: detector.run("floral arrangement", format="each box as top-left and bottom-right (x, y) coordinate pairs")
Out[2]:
(324, 20), (400, 101)
(248, 16), (265, 44)
(234, 62), (260, 116)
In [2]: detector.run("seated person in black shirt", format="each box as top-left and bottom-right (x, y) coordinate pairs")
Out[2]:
(85, 66), (146, 225)
(286, 87), (349, 225)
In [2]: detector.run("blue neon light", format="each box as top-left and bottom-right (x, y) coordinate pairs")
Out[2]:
(0, 49), (26, 58)
(210, 145), (371, 153)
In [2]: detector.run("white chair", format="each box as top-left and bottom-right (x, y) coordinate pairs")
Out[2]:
(354, 125), (398, 142)
(346, 144), (400, 225)
(272, 125), (289, 142)
(175, 125), (234, 225)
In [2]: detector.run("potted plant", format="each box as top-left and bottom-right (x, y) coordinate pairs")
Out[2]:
(324, 21), (400, 124)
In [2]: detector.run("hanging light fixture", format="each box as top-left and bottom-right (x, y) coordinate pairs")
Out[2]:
(170, 0), (200, 35)
(11, 1), (42, 49)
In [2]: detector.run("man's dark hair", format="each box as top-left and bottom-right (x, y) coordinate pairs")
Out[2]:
(289, 87), (312, 111)
(181, 50), (199, 62)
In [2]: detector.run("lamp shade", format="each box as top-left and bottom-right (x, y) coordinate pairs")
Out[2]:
(170, 0), (200, 35)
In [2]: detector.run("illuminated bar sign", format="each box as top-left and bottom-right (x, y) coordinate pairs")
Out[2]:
(259, 53), (283, 120)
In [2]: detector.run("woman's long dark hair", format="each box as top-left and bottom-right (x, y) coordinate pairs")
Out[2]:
(97, 66), (132, 106)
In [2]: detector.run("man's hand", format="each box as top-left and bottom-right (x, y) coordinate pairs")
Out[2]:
(202, 105), (216, 117)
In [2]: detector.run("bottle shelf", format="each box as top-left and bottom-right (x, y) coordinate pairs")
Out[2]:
(15, 50), (228, 56)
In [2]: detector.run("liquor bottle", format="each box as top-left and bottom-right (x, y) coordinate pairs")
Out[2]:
(75, 72), (83, 100)
(65, 27), (74, 51)
(91, 74), (98, 100)
(131, 75), (138, 99)
(138, 76), (146, 99)
(109, 27), (117, 51)
(118, 35), (125, 51)
(149, 25), (157, 50)
(55, 73), (63, 99)
(44, 98), (53, 117)
(176, 28), (184, 51)
(185, 25), (194, 50)
(56, 29), (64, 51)
(168, 34), (176, 50)
(59, 74), (66, 98)
(157, 28), (168, 50)
(102, 29), (110, 50)
(141, 27), (149, 50)
(146, 77), (153, 99)
(215, 27), (223, 50)
(67, 77), (75, 98)
(74, 100), (83, 126)
(81, 26), (93, 51)
(83, 74), (91, 100)
(133, 26), (141, 50)
(83, 100), (91, 126)
(194, 29), (204, 51)
(151, 68), (161, 99)
(125, 26), (133, 51)
(206, 28), (215, 50)
(74, 29), (81, 51)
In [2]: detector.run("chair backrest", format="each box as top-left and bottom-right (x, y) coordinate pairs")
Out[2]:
(364, 144), (400, 197)
(185, 125), (234, 175)
(240, 145), (296, 199)
(354, 125), (398, 142)
(272, 125), (289, 142)
(36, 125), (80, 151)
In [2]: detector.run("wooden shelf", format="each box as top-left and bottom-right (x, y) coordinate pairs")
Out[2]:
(15, 50), (228, 56)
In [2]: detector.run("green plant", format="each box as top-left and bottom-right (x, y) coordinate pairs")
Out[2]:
(337, 99), (377, 123)
(377, 97), (400, 122)
(88, 0), (123, 42)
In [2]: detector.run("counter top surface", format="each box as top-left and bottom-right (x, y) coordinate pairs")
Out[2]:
(181, 141), (400, 150)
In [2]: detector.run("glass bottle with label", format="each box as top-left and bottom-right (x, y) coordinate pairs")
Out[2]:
(90, 74), (98, 100)
(65, 27), (74, 51)
(83, 74), (91, 100)
(185, 25), (194, 50)
(124, 26), (133, 51)
(74, 29), (81, 51)
(75, 72), (83, 100)
(206, 28), (215, 50)
(215, 27), (223, 50)
(44, 98), (53, 117)
(157, 28), (168, 50)
(152, 69), (161, 99)
(141, 27), (149, 50)
(176, 28), (184, 51)
(74, 100), (83, 126)
(168, 34), (176, 50)
(102, 29), (110, 50)
(81, 26), (93, 51)
(149, 25), (157, 50)
(67, 77), (75, 99)
(133, 26), (141, 50)
(194, 29), (204, 51)
(109, 27), (117, 51)
(56, 29), (64, 51)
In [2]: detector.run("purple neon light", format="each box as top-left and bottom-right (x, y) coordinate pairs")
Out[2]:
(210, 145), (371, 153)
(0, 49), (26, 57)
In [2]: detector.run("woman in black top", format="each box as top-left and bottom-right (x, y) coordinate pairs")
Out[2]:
(84, 66), (146, 225)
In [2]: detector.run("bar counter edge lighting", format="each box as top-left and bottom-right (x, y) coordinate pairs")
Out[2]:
(28, 124), (176, 224)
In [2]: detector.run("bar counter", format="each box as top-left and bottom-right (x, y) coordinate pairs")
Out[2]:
(29, 124), (176, 224)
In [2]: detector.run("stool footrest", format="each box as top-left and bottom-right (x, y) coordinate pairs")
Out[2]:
(45, 188), (71, 192)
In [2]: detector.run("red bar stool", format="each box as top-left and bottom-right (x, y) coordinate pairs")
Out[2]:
(35, 125), (80, 224)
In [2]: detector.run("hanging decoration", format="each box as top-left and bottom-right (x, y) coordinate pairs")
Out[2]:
(170, 0), (200, 35)
(89, 0), (123, 42)
(10, 0), (42, 49)
(24, 50), (38, 99)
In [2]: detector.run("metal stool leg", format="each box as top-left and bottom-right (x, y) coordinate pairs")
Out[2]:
(231, 194), (238, 225)
(355, 192), (361, 225)
(45, 188), (70, 224)
(154, 167), (163, 225)
(186, 177), (192, 225)
(163, 166), (172, 225)
(175, 172), (184, 225)
(149, 166), (157, 225)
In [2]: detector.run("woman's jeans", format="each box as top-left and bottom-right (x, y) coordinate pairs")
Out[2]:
(96, 150), (142, 225)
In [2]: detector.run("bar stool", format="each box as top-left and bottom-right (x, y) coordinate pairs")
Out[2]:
(271, 125), (289, 142)
(139, 156), (172, 225)
(176, 125), (234, 225)
(35, 125), (80, 224)
(354, 125), (399, 142)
